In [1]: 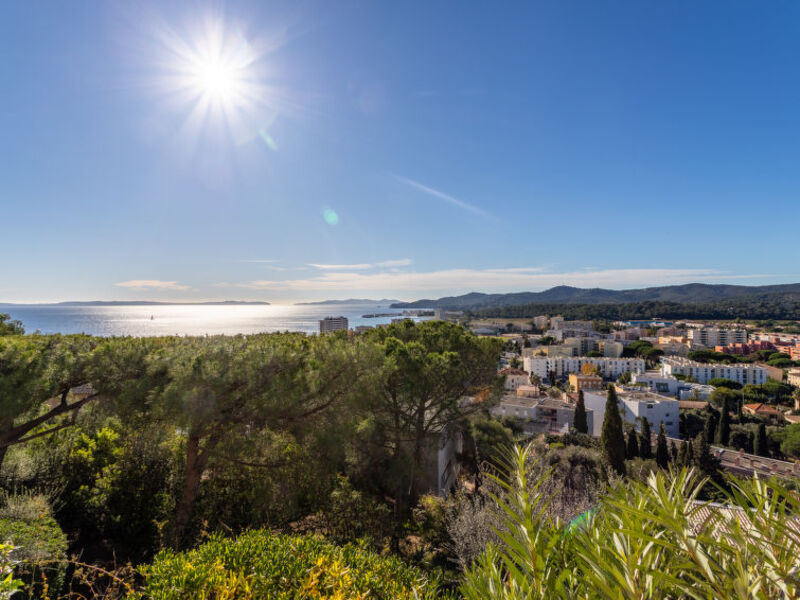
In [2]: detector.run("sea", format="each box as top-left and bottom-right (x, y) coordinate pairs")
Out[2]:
(0, 302), (430, 337)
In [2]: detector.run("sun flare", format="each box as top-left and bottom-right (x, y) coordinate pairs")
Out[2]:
(189, 56), (243, 105)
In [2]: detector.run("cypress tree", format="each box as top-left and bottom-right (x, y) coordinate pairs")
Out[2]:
(656, 423), (669, 469)
(669, 440), (678, 462)
(703, 408), (719, 444)
(573, 390), (588, 434)
(714, 405), (731, 447)
(639, 418), (652, 459)
(676, 440), (688, 467)
(754, 423), (770, 457)
(686, 437), (695, 464)
(746, 430), (754, 454)
(693, 434), (721, 478)
(626, 428), (639, 459)
(601, 386), (626, 476)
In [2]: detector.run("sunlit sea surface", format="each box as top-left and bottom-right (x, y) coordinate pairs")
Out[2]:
(0, 303), (429, 337)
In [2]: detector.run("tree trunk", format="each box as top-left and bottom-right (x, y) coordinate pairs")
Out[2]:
(172, 433), (209, 547)
(0, 443), (7, 476)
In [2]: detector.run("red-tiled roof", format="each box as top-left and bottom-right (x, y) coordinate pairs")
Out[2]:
(499, 368), (528, 376)
(742, 403), (782, 415)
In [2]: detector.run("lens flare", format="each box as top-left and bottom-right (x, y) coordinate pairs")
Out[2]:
(322, 208), (339, 226)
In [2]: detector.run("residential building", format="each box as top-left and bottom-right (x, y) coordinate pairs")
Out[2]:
(660, 357), (767, 386)
(499, 367), (530, 391)
(775, 343), (800, 360)
(319, 316), (349, 334)
(600, 340), (624, 358)
(688, 327), (748, 348)
(715, 340), (775, 356)
(491, 395), (593, 435)
(656, 341), (692, 357)
(757, 362), (785, 382)
(533, 315), (550, 330)
(582, 388), (679, 437)
(354, 325), (373, 334)
(742, 403), (783, 423)
(545, 344), (577, 358)
(568, 372), (604, 392)
(516, 384), (541, 397)
(564, 337), (600, 356)
(788, 368), (800, 387)
(523, 356), (645, 382)
(549, 316), (565, 330)
(613, 328), (643, 341)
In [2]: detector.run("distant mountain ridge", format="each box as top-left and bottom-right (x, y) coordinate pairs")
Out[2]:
(390, 283), (800, 309)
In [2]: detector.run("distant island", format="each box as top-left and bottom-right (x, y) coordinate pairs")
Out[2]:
(295, 298), (399, 305)
(0, 301), (271, 306)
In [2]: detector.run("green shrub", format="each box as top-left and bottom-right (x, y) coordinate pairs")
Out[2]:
(129, 530), (453, 599)
(0, 495), (67, 599)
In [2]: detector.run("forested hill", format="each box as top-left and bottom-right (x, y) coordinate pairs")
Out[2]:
(390, 283), (800, 310)
(467, 299), (800, 321)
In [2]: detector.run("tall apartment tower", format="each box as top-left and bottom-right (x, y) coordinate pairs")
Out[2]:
(319, 316), (349, 334)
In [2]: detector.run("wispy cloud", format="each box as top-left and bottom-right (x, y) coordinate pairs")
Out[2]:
(308, 263), (373, 270)
(115, 279), (191, 291)
(375, 258), (413, 267)
(392, 175), (493, 219)
(227, 267), (767, 296)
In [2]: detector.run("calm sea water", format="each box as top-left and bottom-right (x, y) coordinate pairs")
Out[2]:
(0, 303), (429, 337)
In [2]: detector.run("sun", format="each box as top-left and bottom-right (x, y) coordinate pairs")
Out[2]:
(189, 56), (243, 105)
(143, 13), (290, 146)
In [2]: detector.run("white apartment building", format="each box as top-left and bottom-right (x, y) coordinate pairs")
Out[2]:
(523, 356), (645, 381)
(660, 357), (766, 386)
(582, 388), (679, 438)
(631, 372), (713, 400)
(688, 327), (748, 348)
(319, 316), (349, 333)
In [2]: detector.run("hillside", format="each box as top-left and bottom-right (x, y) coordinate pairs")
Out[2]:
(390, 283), (800, 309)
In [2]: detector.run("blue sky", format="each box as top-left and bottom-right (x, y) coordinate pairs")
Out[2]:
(2, 1), (799, 303)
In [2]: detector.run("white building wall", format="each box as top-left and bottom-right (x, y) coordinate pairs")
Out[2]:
(581, 391), (679, 437)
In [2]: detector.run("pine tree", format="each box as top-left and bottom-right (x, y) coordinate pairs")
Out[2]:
(714, 405), (731, 447)
(600, 386), (626, 476)
(754, 423), (770, 457)
(639, 418), (652, 459)
(626, 428), (640, 459)
(656, 423), (669, 469)
(573, 390), (588, 434)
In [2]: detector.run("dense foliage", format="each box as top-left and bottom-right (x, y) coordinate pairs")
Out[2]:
(128, 530), (453, 600)
(468, 299), (800, 320)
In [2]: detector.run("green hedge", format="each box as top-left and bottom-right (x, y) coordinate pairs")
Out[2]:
(129, 530), (453, 599)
